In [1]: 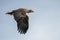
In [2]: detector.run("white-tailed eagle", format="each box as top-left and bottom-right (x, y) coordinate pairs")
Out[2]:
(6, 8), (34, 34)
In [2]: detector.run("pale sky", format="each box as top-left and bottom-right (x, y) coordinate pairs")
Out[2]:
(0, 0), (60, 40)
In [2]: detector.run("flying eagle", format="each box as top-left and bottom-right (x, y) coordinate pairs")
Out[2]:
(6, 8), (34, 34)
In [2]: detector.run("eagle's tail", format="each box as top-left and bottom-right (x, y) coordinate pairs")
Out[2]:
(6, 11), (15, 15)
(6, 12), (13, 15)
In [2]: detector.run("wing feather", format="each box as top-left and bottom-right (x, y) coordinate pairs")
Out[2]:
(17, 15), (29, 34)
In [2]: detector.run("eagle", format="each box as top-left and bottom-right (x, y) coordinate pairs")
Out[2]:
(6, 8), (34, 34)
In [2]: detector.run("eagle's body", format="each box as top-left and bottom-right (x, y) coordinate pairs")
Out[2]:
(6, 8), (34, 34)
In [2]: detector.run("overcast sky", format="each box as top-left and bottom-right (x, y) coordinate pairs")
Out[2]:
(0, 0), (60, 40)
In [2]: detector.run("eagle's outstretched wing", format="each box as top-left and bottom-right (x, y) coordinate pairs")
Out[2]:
(17, 15), (29, 34)
(6, 8), (34, 34)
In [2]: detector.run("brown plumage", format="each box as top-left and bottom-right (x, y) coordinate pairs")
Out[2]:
(6, 8), (34, 34)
